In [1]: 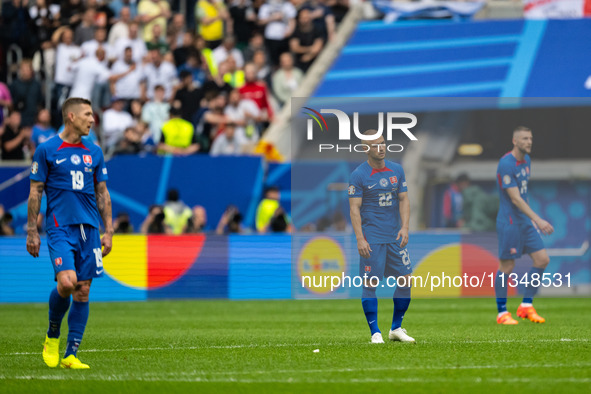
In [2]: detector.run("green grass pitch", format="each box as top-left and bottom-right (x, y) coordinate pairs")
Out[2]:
(1, 298), (590, 393)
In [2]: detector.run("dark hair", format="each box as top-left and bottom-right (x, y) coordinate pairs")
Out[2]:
(167, 189), (179, 202)
(513, 126), (531, 135)
(62, 97), (91, 124)
(456, 173), (470, 184)
(264, 186), (280, 197)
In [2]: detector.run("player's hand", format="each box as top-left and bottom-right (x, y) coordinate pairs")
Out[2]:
(357, 239), (372, 259)
(397, 227), (409, 248)
(26, 230), (41, 258)
(535, 219), (554, 235)
(101, 233), (113, 257)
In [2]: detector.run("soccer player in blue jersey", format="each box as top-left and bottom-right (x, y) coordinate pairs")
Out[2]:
(495, 126), (553, 325)
(348, 130), (414, 344)
(26, 97), (114, 369)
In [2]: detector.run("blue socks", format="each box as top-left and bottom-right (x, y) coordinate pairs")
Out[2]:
(361, 287), (379, 335)
(47, 287), (71, 339)
(392, 286), (411, 330)
(495, 270), (508, 313)
(65, 301), (89, 358)
(523, 266), (545, 304)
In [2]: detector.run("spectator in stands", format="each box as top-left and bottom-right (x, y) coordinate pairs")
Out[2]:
(216, 205), (243, 234)
(59, 0), (85, 28)
(69, 47), (111, 101)
(302, 0), (336, 41)
(225, 88), (260, 144)
(0, 205), (15, 236)
(113, 126), (145, 155)
(158, 106), (200, 155)
(102, 97), (134, 150)
(212, 36), (245, 69)
(29, 0), (61, 50)
(113, 211), (134, 234)
(184, 205), (208, 233)
(258, 0), (297, 66)
(272, 52), (303, 106)
(1, 110), (32, 160)
(31, 109), (57, 147)
(202, 61), (234, 97)
(142, 49), (178, 100)
(163, 188), (193, 235)
(195, 0), (228, 49)
(2, 0), (38, 58)
(140, 204), (172, 234)
(111, 47), (144, 105)
(114, 22), (147, 63)
(138, 0), (171, 42)
(253, 50), (272, 84)
(210, 123), (247, 156)
(0, 82), (12, 127)
(194, 92), (228, 152)
(136, 121), (156, 150)
(330, 0), (349, 24)
(255, 186), (287, 233)
(177, 51), (207, 87)
(221, 57), (245, 88)
(167, 13), (187, 50)
(229, 0), (257, 50)
(9, 60), (43, 127)
(173, 32), (196, 69)
(442, 173), (470, 228)
(108, 6), (132, 47)
(290, 8), (324, 72)
(109, 0), (138, 19)
(74, 8), (97, 46)
(52, 27), (81, 123)
(146, 23), (170, 54)
(173, 71), (204, 122)
(81, 28), (114, 62)
(243, 32), (266, 62)
(89, 0), (116, 29)
(141, 84), (170, 142)
(239, 62), (273, 122)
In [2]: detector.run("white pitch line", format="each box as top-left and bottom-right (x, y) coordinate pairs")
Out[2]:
(1, 338), (588, 357)
(1, 375), (590, 384)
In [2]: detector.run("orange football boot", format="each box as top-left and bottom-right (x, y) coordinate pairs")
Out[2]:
(497, 312), (519, 325)
(517, 305), (546, 323)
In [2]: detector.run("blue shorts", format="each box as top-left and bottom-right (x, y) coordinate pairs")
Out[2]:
(497, 221), (545, 260)
(47, 224), (103, 281)
(359, 242), (412, 279)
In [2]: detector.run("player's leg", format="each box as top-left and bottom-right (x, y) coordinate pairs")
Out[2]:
(517, 232), (549, 323)
(44, 227), (78, 367)
(496, 222), (520, 324)
(386, 243), (415, 343)
(360, 244), (385, 343)
(61, 279), (92, 369)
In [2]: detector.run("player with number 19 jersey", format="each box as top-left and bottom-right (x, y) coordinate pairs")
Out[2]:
(30, 135), (108, 280)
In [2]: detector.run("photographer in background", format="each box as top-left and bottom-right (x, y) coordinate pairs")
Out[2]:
(114, 212), (134, 234)
(216, 205), (243, 234)
(140, 205), (172, 234)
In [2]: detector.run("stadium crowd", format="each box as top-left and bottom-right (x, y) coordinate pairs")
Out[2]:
(0, 0), (350, 161)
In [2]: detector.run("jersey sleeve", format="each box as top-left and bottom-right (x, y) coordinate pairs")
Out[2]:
(30, 145), (48, 183)
(94, 150), (108, 183)
(398, 166), (408, 193)
(348, 171), (363, 198)
(498, 160), (517, 189)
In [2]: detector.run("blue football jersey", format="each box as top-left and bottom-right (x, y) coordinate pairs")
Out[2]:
(496, 152), (531, 225)
(348, 160), (408, 244)
(30, 135), (108, 229)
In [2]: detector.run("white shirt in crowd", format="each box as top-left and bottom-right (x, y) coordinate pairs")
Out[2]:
(80, 40), (116, 62)
(258, 1), (296, 40)
(111, 60), (144, 100)
(224, 99), (260, 143)
(55, 43), (82, 86)
(212, 46), (245, 69)
(114, 37), (148, 64)
(69, 57), (111, 100)
(108, 21), (130, 47)
(142, 61), (177, 100)
(141, 101), (170, 143)
(210, 132), (247, 156)
(102, 108), (134, 149)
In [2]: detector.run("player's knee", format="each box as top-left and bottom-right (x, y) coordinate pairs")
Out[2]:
(73, 283), (90, 301)
(362, 286), (377, 298)
(533, 254), (550, 268)
(57, 278), (77, 295)
(499, 260), (515, 273)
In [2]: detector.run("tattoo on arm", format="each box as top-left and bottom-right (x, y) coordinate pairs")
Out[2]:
(95, 182), (114, 233)
(27, 181), (44, 231)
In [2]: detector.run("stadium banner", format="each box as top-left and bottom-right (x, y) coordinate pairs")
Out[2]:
(523, 0), (591, 18)
(371, 0), (486, 22)
(0, 232), (587, 303)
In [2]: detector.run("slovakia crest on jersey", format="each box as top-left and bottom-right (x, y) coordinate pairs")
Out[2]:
(55, 257), (63, 267)
(83, 155), (92, 166)
(389, 176), (398, 185)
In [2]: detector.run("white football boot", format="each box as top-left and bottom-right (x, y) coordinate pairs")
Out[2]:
(371, 332), (385, 344)
(388, 328), (416, 343)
